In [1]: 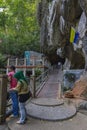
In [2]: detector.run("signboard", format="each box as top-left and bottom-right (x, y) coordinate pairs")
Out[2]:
(24, 51), (30, 65)
(70, 27), (75, 43)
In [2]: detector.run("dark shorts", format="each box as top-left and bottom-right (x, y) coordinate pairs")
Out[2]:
(19, 91), (32, 103)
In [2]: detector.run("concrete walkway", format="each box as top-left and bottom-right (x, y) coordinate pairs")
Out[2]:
(1, 69), (87, 130)
(37, 69), (63, 98)
(6, 113), (87, 130)
(26, 98), (76, 121)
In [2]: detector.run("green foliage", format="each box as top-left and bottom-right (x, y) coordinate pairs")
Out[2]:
(0, 53), (6, 67)
(64, 73), (76, 82)
(0, 0), (40, 56)
(35, 68), (42, 77)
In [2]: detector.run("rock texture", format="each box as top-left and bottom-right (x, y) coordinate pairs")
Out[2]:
(37, 0), (87, 69)
(64, 74), (87, 99)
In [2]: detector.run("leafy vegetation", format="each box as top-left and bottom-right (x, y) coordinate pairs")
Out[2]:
(0, 53), (7, 67)
(35, 68), (42, 77)
(0, 0), (40, 58)
(64, 73), (76, 82)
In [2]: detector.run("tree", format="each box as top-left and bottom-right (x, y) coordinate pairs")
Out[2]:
(0, 0), (40, 56)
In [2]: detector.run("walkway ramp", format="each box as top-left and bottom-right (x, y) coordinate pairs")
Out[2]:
(37, 70), (61, 98)
(26, 69), (76, 121)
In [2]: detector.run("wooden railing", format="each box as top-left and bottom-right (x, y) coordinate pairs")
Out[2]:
(0, 75), (8, 124)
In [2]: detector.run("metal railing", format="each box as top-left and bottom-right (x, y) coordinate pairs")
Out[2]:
(35, 69), (49, 95)
(6, 69), (50, 117)
(29, 69), (50, 97)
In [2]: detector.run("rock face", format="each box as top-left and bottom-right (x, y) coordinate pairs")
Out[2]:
(37, 0), (87, 69)
(64, 75), (87, 99)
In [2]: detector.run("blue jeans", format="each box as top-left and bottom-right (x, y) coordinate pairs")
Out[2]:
(19, 102), (27, 123)
(9, 91), (19, 116)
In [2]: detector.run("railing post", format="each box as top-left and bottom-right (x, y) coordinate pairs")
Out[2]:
(32, 76), (36, 98)
(58, 82), (62, 99)
(0, 74), (7, 124)
(32, 57), (35, 76)
(15, 58), (18, 72)
(6, 58), (9, 74)
(24, 58), (26, 76)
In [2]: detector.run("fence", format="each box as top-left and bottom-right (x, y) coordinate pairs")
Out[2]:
(0, 74), (7, 124)
(6, 69), (50, 118)
(34, 69), (49, 96)
(6, 58), (51, 76)
(29, 69), (49, 97)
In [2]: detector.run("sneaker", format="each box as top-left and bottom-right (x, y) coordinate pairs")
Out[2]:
(16, 120), (25, 125)
(10, 114), (18, 118)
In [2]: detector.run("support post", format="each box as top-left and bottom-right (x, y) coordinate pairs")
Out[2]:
(24, 58), (26, 76)
(6, 58), (9, 74)
(32, 57), (35, 76)
(0, 75), (7, 124)
(32, 76), (36, 98)
(58, 82), (62, 99)
(15, 58), (18, 72)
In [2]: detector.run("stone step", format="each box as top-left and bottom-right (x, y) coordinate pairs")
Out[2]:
(26, 98), (77, 121)
(30, 98), (64, 106)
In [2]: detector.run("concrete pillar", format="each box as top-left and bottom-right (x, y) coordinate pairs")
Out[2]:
(0, 75), (7, 124)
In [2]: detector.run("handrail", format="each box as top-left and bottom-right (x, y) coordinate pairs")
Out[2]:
(6, 69), (50, 116)
(34, 69), (49, 96)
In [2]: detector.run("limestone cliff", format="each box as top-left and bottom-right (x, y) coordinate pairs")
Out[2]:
(37, 0), (87, 69)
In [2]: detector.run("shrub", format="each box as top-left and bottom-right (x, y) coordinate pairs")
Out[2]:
(35, 68), (42, 77)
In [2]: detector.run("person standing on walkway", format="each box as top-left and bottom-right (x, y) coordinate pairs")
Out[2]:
(7, 65), (19, 117)
(12, 71), (30, 124)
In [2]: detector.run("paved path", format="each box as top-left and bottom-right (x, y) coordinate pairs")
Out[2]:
(1, 69), (87, 130)
(7, 113), (87, 130)
(25, 69), (76, 121)
(37, 69), (63, 98)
